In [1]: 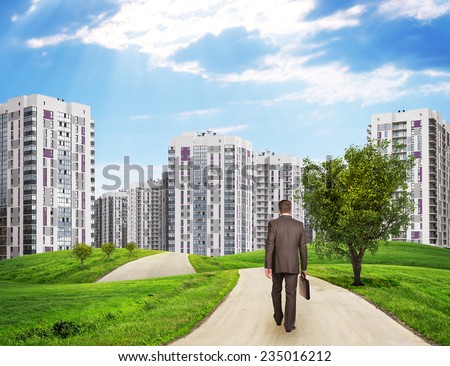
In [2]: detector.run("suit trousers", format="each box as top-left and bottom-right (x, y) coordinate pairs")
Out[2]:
(271, 272), (298, 330)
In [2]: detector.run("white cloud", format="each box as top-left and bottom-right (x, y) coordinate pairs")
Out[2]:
(178, 108), (219, 119)
(25, 0), (364, 72)
(214, 124), (248, 135)
(420, 81), (450, 95)
(129, 115), (151, 120)
(378, 0), (450, 20)
(27, 34), (75, 48)
(223, 57), (414, 106)
(12, 0), (42, 22)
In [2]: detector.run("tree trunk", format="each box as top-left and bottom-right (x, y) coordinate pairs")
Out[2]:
(350, 256), (364, 286)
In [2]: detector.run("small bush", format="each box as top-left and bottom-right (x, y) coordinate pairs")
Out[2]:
(52, 320), (81, 339)
(72, 243), (93, 267)
(125, 242), (137, 255)
(101, 242), (116, 260)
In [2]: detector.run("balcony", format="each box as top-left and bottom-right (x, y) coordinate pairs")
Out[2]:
(392, 123), (407, 131)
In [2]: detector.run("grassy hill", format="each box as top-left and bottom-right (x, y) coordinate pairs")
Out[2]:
(0, 248), (162, 284)
(190, 241), (450, 345)
(0, 241), (448, 345)
(0, 270), (238, 345)
(189, 241), (450, 272)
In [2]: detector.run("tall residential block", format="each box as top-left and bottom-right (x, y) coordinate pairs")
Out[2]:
(0, 94), (95, 259)
(167, 129), (253, 256)
(127, 182), (165, 250)
(253, 150), (303, 250)
(94, 181), (165, 250)
(94, 191), (128, 248)
(368, 108), (450, 248)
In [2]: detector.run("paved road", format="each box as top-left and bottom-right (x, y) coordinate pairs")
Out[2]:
(97, 252), (196, 282)
(171, 267), (429, 346)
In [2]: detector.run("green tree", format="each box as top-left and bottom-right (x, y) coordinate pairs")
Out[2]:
(301, 142), (415, 286)
(72, 243), (93, 268)
(125, 242), (137, 256)
(101, 242), (116, 260)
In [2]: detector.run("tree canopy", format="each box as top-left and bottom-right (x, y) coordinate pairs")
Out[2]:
(101, 242), (116, 260)
(72, 243), (93, 268)
(301, 142), (415, 285)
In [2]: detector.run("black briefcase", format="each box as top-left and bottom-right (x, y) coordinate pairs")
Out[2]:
(298, 276), (310, 300)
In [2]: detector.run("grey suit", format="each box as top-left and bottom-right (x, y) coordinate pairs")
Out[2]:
(265, 215), (307, 331)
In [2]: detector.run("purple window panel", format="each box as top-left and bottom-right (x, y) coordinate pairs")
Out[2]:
(413, 120), (421, 128)
(82, 229), (85, 244)
(247, 150), (250, 157)
(418, 167), (422, 182)
(418, 199), (422, 214)
(81, 154), (85, 172)
(181, 191), (184, 204)
(43, 168), (47, 187)
(81, 126), (85, 136)
(81, 136), (85, 145)
(43, 207), (47, 226)
(413, 151), (422, 159)
(181, 147), (190, 162)
(377, 132), (382, 139)
(45, 247), (53, 252)
(43, 148), (53, 158)
(412, 231), (420, 240)
(82, 192), (85, 209)
(43, 110), (53, 120)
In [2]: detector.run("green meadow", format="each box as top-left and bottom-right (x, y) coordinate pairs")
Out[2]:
(0, 248), (238, 345)
(0, 241), (448, 345)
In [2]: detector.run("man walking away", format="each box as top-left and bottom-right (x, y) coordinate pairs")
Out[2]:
(264, 199), (307, 332)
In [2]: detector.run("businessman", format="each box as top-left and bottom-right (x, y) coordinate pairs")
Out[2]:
(265, 199), (307, 332)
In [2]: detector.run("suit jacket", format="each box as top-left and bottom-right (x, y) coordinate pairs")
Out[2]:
(265, 215), (307, 274)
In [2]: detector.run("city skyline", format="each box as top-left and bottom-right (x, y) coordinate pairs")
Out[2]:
(2, 1), (450, 196)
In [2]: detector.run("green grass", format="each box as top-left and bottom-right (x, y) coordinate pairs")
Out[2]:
(189, 241), (450, 272)
(190, 241), (450, 345)
(0, 270), (238, 345)
(189, 250), (266, 272)
(1, 241), (449, 345)
(0, 248), (161, 284)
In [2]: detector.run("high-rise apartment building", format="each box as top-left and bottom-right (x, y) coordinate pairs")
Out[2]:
(94, 181), (165, 250)
(94, 191), (128, 248)
(127, 182), (165, 250)
(0, 94), (95, 259)
(253, 150), (303, 249)
(368, 108), (450, 248)
(167, 129), (253, 256)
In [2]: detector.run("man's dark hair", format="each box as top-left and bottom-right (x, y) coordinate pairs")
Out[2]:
(279, 200), (292, 213)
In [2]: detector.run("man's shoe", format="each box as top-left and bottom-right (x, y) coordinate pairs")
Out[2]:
(273, 315), (282, 326)
(285, 326), (296, 333)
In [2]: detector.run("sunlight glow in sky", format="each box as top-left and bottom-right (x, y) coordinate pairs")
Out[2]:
(1, 0), (450, 194)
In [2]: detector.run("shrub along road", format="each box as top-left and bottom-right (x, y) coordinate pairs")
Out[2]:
(171, 267), (429, 346)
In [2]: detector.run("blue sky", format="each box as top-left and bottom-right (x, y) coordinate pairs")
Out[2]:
(1, 0), (450, 194)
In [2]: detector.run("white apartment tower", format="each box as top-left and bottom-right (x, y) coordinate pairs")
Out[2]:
(94, 182), (165, 250)
(127, 182), (165, 250)
(94, 191), (128, 248)
(253, 150), (303, 250)
(0, 94), (95, 259)
(368, 108), (450, 248)
(167, 130), (253, 256)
